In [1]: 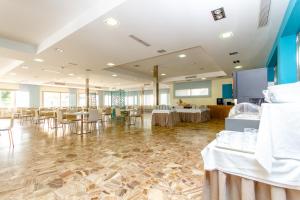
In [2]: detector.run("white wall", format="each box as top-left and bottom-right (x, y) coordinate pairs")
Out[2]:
(170, 78), (232, 106)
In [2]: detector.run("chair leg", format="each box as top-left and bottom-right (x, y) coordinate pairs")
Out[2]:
(8, 130), (14, 147)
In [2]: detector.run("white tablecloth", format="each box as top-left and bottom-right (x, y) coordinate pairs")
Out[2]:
(152, 110), (173, 114)
(175, 108), (208, 113)
(201, 141), (300, 190)
(255, 103), (300, 173)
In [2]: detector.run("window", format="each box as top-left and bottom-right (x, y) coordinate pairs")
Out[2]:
(16, 91), (30, 107)
(43, 92), (70, 107)
(0, 91), (14, 107)
(125, 92), (139, 106)
(79, 94), (86, 107)
(175, 89), (190, 97)
(160, 93), (169, 105)
(175, 88), (209, 97)
(190, 88), (209, 96)
(60, 93), (70, 107)
(79, 93), (98, 107)
(104, 92), (111, 106)
(144, 94), (153, 106)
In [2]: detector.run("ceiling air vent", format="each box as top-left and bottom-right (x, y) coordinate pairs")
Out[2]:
(129, 35), (151, 47)
(185, 75), (197, 80)
(157, 49), (167, 53)
(258, 0), (271, 27)
(54, 82), (66, 86)
(229, 52), (239, 56)
(144, 83), (151, 86)
(211, 7), (226, 21)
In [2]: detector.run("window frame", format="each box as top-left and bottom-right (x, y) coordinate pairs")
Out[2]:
(43, 91), (70, 107)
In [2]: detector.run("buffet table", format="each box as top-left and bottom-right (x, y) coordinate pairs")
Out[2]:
(176, 108), (210, 123)
(151, 110), (180, 127)
(201, 103), (300, 199)
(152, 108), (210, 127)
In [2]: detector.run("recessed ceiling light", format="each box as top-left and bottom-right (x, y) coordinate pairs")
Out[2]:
(43, 69), (60, 74)
(68, 73), (74, 76)
(112, 74), (117, 77)
(104, 17), (119, 26)
(55, 48), (64, 53)
(220, 32), (233, 39)
(107, 62), (115, 66)
(235, 65), (243, 69)
(178, 54), (187, 58)
(9, 72), (16, 76)
(21, 66), (29, 69)
(34, 58), (44, 62)
(202, 77), (207, 80)
(161, 73), (166, 76)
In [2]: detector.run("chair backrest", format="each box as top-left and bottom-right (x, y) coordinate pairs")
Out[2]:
(56, 110), (63, 122)
(115, 108), (121, 117)
(88, 109), (98, 122)
(0, 117), (13, 129)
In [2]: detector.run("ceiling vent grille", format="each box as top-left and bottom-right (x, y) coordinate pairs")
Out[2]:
(185, 75), (197, 80)
(54, 82), (66, 86)
(129, 35), (151, 47)
(157, 49), (167, 53)
(258, 0), (271, 27)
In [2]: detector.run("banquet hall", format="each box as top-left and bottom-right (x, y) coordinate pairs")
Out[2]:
(0, 0), (299, 199)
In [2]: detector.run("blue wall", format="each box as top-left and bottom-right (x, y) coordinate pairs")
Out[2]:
(267, 0), (300, 84)
(222, 84), (233, 99)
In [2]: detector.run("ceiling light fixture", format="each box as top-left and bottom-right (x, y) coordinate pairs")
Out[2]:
(34, 58), (44, 62)
(55, 48), (64, 53)
(178, 54), (187, 58)
(235, 65), (243, 69)
(161, 73), (166, 76)
(104, 17), (119, 26)
(43, 69), (60, 74)
(211, 7), (226, 21)
(112, 74), (118, 77)
(107, 62), (115, 66)
(202, 77), (207, 80)
(21, 66), (29, 69)
(68, 73), (74, 76)
(220, 32), (233, 39)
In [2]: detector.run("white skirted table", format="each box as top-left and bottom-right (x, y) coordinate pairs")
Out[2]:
(151, 110), (180, 127)
(176, 108), (211, 123)
(201, 103), (300, 200)
(152, 108), (210, 127)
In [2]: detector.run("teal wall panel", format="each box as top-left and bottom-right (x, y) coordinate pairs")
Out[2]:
(222, 84), (232, 99)
(277, 34), (298, 84)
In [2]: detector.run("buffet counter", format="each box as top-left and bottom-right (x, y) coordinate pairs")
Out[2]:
(151, 108), (210, 127)
(207, 105), (232, 120)
(201, 103), (300, 199)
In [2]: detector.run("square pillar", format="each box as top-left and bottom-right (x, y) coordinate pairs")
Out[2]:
(277, 34), (298, 84)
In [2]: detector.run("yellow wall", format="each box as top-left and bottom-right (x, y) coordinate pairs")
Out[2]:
(170, 78), (232, 106)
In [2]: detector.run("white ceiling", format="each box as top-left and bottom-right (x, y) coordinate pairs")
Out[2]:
(0, 0), (289, 90)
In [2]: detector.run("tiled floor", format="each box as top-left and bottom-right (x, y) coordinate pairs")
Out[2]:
(0, 115), (224, 200)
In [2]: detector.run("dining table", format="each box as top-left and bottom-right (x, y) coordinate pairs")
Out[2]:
(63, 111), (89, 135)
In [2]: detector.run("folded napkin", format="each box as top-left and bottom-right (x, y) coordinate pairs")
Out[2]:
(267, 82), (300, 103)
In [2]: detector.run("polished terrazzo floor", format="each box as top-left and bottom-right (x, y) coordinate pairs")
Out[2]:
(0, 115), (224, 200)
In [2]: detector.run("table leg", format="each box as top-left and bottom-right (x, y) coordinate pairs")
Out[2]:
(81, 114), (83, 134)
